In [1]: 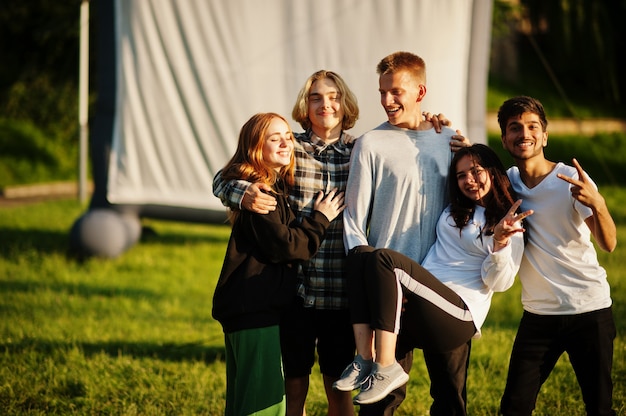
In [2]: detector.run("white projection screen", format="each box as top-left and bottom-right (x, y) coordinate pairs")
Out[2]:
(101, 0), (493, 220)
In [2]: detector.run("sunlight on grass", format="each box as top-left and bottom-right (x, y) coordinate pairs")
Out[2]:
(1, 188), (625, 414)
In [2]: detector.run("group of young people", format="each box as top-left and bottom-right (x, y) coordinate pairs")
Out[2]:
(211, 51), (617, 416)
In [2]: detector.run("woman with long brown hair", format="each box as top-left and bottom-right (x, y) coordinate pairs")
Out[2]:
(212, 112), (344, 416)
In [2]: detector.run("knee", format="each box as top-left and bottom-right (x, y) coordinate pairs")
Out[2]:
(368, 248), (396, 270)
(348, 245), (375, 256)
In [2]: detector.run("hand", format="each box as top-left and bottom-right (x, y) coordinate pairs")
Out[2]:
(492, 199), (534, 249)
(423, 111), (451, 133)
(558, 159), (616, 252)
(313, 188), (345, 222)
(242, 183), (277, 214)
(556, 158), (603, 210)
(450, 129), (471, 152)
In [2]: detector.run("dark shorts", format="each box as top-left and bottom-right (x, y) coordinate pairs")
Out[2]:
(280, 297), (356, 378)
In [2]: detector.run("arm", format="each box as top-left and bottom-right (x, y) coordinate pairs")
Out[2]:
(585, 205), (617, 253)
(483, 200), (534, 292)
(557, 158), (617, 252)
(212, 169), (249, 209)
(247, 200), (332, 263)
(481, 232), (524, 292)
(213, 170), (277, 214)
(343, 140), (373, 253)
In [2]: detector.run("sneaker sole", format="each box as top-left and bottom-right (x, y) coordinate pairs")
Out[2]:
(353, 372), (410, 405)
(332, 380), (362, 392)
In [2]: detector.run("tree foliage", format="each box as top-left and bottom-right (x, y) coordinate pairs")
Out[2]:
(0, 1), (87, 144)
(0, 0), (624, 149)
(520, 0), (626, 106)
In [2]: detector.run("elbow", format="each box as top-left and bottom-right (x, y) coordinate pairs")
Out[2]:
(598, 233), (618, 253)
(604, 239), (617, 253)
(491, 280), (515, 293)
(484, 274), (515, 293)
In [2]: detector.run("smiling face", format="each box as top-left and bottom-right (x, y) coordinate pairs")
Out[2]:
(501, 111), (548, 162)
(455, 154), (493, 206)
(379, 70), (426, 130)
(262, 117), (294, 171)
(307, 77), (344, 138)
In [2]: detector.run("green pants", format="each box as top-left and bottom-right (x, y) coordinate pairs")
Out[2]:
(224, 325), (286, 416)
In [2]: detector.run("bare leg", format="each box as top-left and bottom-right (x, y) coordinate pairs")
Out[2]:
(374, 329), (398, 367)
(285, 375), (308, 416)
(324, 374), (355, 416)
(353, 323), (375, 360)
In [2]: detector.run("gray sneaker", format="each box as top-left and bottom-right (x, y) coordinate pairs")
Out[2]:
(332, 355), (373, 391)
(353, 361), (409, 405)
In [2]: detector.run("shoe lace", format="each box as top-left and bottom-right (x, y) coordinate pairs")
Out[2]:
(360, 372), (385, 391)
(350, 361), (363, 374)
(340, 361), (361, 380)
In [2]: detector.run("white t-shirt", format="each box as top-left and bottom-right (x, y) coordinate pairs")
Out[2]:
(507, 162), (611, 315)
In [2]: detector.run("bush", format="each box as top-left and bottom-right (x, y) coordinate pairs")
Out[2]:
(0, 118), (78, 187)
(4, 76), (79, 148)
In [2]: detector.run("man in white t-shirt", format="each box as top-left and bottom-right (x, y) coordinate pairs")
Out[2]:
(497, 96), (618, 416)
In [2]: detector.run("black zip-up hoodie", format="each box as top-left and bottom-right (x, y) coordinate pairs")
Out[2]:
(212, 181), (331, 333)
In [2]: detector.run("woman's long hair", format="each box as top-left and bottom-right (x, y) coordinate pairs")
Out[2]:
(221, 113), (295, 222)
(448, 144), (518, 238)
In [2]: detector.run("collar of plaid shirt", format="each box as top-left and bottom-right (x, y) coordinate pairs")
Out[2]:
(299, 130), (352, 156)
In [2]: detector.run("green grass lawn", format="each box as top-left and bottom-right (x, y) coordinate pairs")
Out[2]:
(1, 190), (625, 415)
(2, 131), (626, 415)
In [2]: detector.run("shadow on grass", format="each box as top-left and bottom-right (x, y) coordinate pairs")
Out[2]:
(0, 227), (70, 257)
(0, 279), (160, 300)
(140, 225), (230, 246)
(0, 338), (226, 364)
(0, 224), (230, 260)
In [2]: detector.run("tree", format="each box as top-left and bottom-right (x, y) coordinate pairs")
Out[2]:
(0, 1), (86, 143)
(520, 0), (626, 106)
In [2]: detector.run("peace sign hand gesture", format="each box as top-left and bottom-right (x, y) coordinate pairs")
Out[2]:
(492, 199), (534, 250)
(557, 158), (617, 253)
(556, 158), (602, 209)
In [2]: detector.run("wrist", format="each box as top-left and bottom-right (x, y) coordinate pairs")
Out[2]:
(493, 237), (508, 246)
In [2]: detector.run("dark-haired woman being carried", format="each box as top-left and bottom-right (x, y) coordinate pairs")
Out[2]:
(336, 144), (533, 413)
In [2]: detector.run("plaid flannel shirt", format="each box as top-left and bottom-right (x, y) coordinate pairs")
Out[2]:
(213, 131), (353, 310)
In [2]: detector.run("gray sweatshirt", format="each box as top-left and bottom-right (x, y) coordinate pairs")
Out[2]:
(343, 122), (454, 263)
